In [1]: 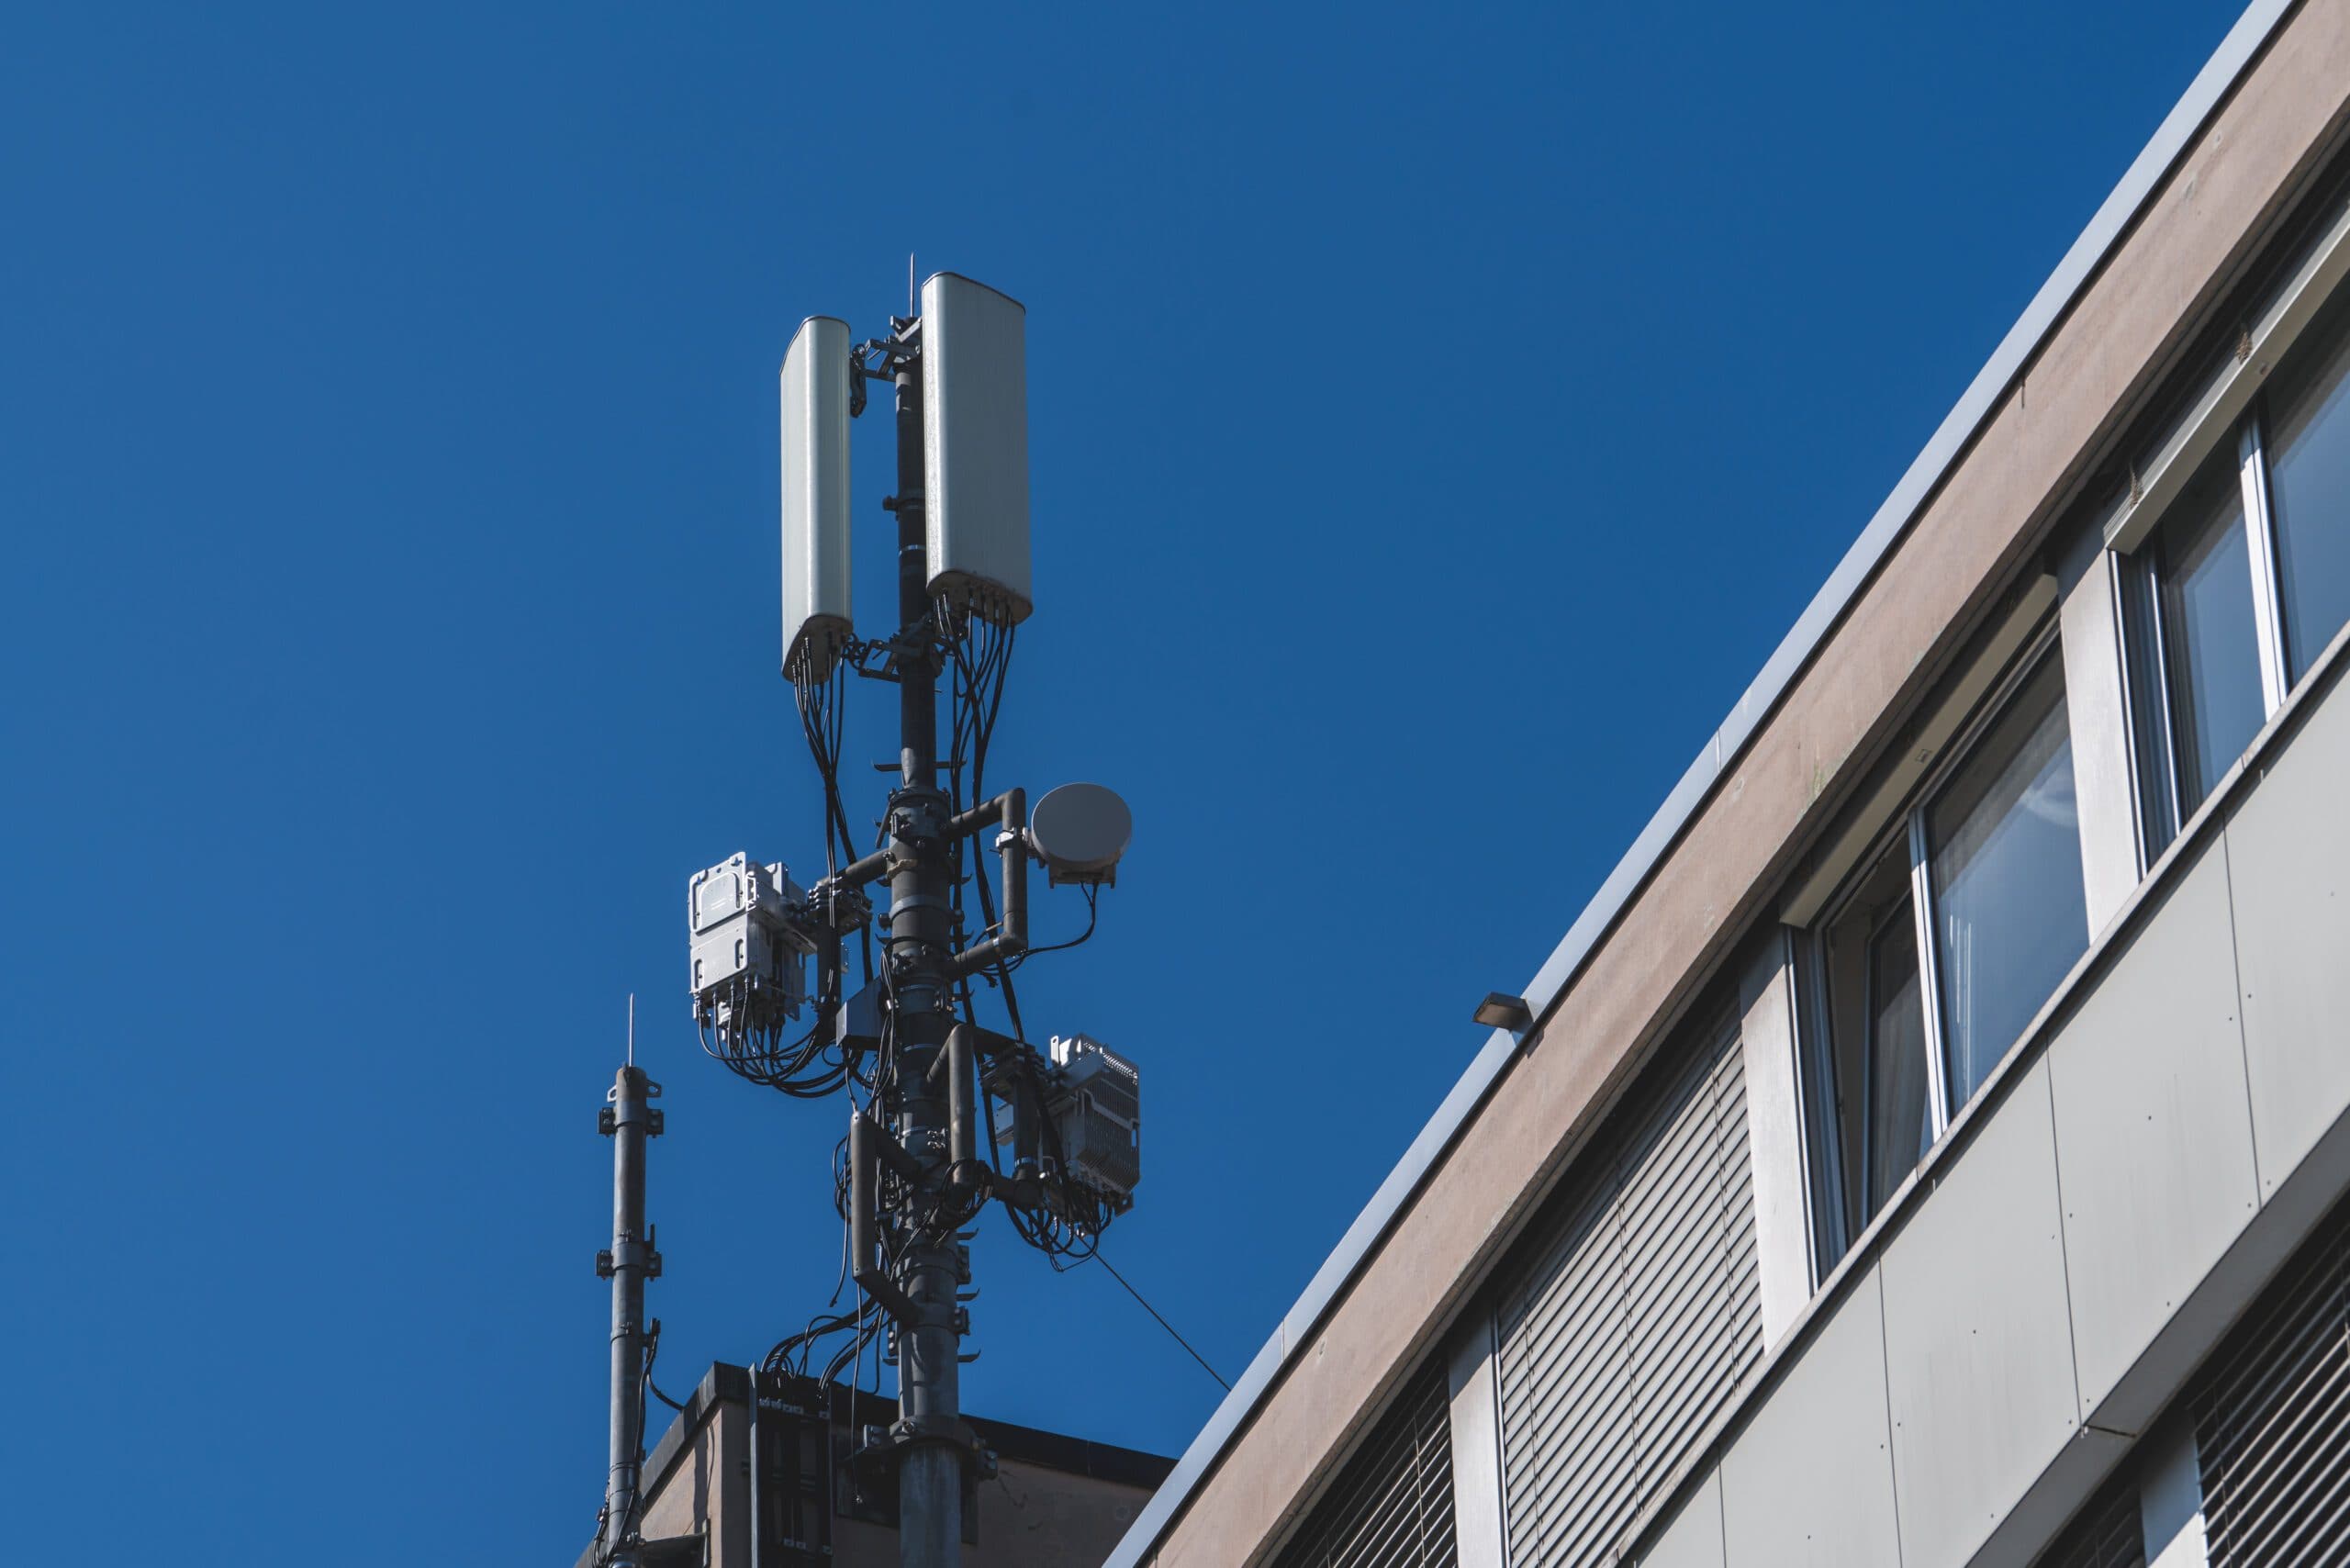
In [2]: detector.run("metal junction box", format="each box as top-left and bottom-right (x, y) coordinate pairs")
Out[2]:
(920, 274), (1031, 625)
(688, 854), (812, 1027)
(781, 314), (854, 682)
(1046, 1034), (1140, 1205)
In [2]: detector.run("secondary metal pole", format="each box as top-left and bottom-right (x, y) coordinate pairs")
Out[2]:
(887, 342), (963, 1567)
(599, 1064), (659, 1563)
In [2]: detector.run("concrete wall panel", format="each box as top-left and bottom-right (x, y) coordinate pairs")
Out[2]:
(2060, 547), (2143, 934)
(1719, 1268), (1900, 1568)
(1738, 935), (1814, 1347)
(1879, 1058), (2080, 1568)
(2226, 661), (2350, 1197)
(2046, 837), (2261, 1417)
(1637, 1469), (1725, 1568)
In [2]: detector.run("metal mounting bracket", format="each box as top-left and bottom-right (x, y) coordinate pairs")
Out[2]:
(855, 1413), (999, 1480)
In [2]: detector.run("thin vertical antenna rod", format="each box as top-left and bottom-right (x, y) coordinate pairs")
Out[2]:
(599, 1063), (661, 1563)
(627, 994), (635, 1067)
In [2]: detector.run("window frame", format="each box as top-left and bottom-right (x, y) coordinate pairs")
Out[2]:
(1786, 183), (2350, 1311)
(2240, 412), (2293, 715)
(1800, 798), (1919, 1260)
(2117, 541), (2182, 861)
(1794, 920), (1850, 1271)
(1865, 884), (1933, 1214)
(1781, 164), (2350, 1308)
(2111, 190), (2350, 869)
(1798, 621), (2072, 1272)
(2121, 405), (2296, 868)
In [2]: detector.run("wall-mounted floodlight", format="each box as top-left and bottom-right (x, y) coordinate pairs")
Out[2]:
(1473, 993), (1532, 1032)
(1025, 782), (1130, 886)
(781, 315), (854, 682)
(922, 273), (1031, 625)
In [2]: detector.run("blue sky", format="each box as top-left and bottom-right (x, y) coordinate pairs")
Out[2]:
(0, 3), (2245, 1561)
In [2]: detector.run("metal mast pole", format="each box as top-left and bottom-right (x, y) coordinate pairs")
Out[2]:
(599, 1063), (659, 1562)
(887, 343), (963, 1567)
(733, 277), (1132, 1565)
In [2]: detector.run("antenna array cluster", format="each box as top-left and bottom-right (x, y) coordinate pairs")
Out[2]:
(588, 270), (1147, 1568)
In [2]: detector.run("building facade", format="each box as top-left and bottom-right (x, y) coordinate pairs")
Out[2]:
(581, 1363), (1170, 1568)
(1110, 3), (2350, 1565)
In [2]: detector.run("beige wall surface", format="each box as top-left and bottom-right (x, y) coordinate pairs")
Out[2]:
(633, 1401), (744, 1568)
(1142, 5), (2350, 1564)
(974, 1459), (1154, 1567)
(832, 1462), (1154, 1568)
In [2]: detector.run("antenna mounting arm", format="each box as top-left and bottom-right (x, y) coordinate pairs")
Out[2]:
(947, 788), (1027, 978)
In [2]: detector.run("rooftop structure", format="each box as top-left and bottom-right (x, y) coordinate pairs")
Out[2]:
(576, 1363), (1172, 1568)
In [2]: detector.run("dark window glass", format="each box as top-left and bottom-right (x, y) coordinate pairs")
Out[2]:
(1926, 654), (2088, 1106)
(1863, 901), (1931, 1219)
(2031, 1476), (2145, 1568)
(2115, 556), (2180, 860)
(1817, 842), (1930, 1246)
(2120, 557), (2179, 854)
(2267, 298), (2350, 678)
(1796, 964), (1848, 1268)
(2154, 447), (2265, 814)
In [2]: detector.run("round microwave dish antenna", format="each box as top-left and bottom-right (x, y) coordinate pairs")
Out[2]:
(1026, 782), (1131, 885)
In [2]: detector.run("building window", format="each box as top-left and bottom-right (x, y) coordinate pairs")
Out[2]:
(2128, 443), (2266, 834)
(2127, 290), (2350, 858)
(2191, 1193), (2350, 1567)
(1272, 1361), (1458, 1568)
(1812, 843), (1911, 1252)
(1491, 1016), (1758, 1566)
(2264, 295), (2350, 681)
(1922, 651), (2087, 1107)
(2031, 1476), (2145, 1568)
(1863, 898), (1932, 1219)
(1804, 638), (2088, 1264)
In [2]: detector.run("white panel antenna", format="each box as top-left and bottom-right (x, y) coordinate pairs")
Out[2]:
(780, 315), (854, 681)
(921, 274), (1032, 624)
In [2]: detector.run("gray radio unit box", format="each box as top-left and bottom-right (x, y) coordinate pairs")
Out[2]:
(688, 854), (813, 1029)
(1046, 1033), (1141, 1206)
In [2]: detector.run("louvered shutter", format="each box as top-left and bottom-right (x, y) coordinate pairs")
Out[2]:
(2031, 1478), (2144, 1568)
(1274, 1364), (1459, 1568)
(2195, 1199), (2350, 1568)
(1495, 1022), (1762, 1567)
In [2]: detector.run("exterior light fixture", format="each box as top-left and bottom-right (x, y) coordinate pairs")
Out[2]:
(1473, 992), (1533, 1032)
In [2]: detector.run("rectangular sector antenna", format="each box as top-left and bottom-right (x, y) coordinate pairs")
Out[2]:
(780, 315), (854, 681)
(922, 274), (1031, 624)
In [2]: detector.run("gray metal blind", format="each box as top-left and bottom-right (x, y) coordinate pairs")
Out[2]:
(1494, 1021), (1760, 1567)
(2195, 1198), (2350, 1568)
(2031, 1479), (2143, 1568)
(1273, 1364), (1458, 1568)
